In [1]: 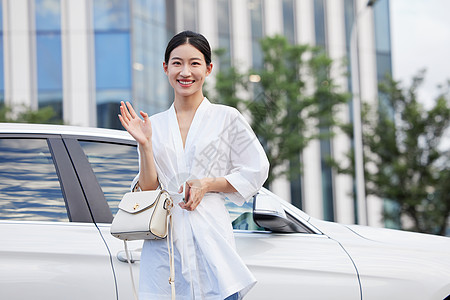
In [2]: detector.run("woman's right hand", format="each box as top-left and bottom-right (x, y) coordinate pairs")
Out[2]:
(118, 101), (152, 146)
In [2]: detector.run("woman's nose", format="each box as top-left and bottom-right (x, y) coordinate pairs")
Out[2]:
(180, 65), (191, 77)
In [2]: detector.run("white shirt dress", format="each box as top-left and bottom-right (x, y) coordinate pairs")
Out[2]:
(135, 98), (269, 300)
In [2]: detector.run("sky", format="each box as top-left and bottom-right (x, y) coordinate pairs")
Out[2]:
(390, 0), (450, 108)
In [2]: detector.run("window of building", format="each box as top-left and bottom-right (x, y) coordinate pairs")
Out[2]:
(249, 0), (264, 70)
(282, 0), (296, 45)
(95, 33), (132, 91)
(93, 0), (132, 129)
(35, 0), (63, 121)
(0, 138), (67, 222)
(314, 0), (326, 49)
(183, 0), (198, 31)
(217, 0), (232, 70)
(343, 0), (355, 93)
(94, 0), (130, 31)
(320, 132), (334, 221)
(131, 0), (170, 117)
(284, 0), (302, 209)
(313, 0), (335, 221)
(343, 0), (359, 222)
(373, 0), (392, 82)
(373, 0), (397, 229)
(290, 157), (303, 210)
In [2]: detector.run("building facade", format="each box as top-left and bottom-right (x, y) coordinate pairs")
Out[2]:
(0, 0), (392, 227)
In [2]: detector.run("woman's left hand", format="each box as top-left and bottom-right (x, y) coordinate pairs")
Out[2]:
(179, 179), (209, 211)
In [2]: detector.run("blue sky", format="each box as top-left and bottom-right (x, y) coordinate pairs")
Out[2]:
(390, 0), (450, 107)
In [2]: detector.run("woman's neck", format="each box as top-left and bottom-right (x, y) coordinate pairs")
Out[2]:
(174, 93), (204, 113)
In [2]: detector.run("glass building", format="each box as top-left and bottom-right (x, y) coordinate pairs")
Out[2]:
(0, 0), (392, 227)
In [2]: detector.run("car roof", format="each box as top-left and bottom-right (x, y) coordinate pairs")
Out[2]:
(0, 123), (134, 141)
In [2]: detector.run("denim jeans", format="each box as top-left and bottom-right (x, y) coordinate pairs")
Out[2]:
(224, 292), (239, 300)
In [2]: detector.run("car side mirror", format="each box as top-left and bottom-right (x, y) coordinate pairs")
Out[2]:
(253, 193), (311, 233)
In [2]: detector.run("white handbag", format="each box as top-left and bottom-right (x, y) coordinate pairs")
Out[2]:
(111, 188), (175, 300)
(111, 189), (173, 240)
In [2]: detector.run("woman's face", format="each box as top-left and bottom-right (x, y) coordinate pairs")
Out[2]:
(163, 43), (212, 99)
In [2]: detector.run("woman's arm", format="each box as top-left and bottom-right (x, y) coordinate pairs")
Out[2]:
(136, 142), (159, 191)
(180, 177), (237, 211)
(203, 177), (237, 193)
(119, 101), (159, 190)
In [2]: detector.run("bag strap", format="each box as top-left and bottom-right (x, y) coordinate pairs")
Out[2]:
(124, 240), (139, 300)
(124, 206), (175, 300)
(128, 180), (175, 299)
(167, 213), (175, 299)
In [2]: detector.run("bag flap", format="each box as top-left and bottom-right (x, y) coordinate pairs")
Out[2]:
(118, 190), (162, 214)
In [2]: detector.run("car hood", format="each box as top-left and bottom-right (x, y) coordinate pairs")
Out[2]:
(308, 218), (450, 299)
(308, 217), (450, 252)
(344, 223), (450, 251)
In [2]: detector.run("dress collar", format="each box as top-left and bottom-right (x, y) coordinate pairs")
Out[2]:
(168, 97), (211, 152)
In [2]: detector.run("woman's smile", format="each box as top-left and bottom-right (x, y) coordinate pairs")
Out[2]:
(177, 79), (195, 87)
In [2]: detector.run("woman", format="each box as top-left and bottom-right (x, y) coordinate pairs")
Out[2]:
(119, 30), (269, 300)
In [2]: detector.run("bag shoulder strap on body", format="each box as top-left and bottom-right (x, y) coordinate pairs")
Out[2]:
(125, 181), (175, 300)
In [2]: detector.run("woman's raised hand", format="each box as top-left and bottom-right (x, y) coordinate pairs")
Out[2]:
(118, 101), (152, 146)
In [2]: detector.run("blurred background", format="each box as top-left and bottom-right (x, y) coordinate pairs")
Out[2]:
(0, 0), (448, 235)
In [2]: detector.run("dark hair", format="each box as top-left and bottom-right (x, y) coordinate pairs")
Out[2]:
(164, 30), (212, 65)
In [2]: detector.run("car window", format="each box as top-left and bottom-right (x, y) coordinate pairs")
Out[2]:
(226, 197), (265, 231)
(79, 141), (138, 216)
(0, 138), (68, 222)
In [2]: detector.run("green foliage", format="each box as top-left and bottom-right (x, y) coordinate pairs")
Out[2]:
(213, 35), (349, 184)
(335, 71), (450, 235)
(0, 103), (63, 124)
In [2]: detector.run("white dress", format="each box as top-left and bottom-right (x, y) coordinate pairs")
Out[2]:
(135, 98), (269, 300)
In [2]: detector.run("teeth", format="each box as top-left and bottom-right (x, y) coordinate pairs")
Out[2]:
(179, 80), (193, 85)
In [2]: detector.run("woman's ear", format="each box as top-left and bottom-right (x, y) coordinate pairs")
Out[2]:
(163, 62), (168, 75)
(206, 63), (213, 77)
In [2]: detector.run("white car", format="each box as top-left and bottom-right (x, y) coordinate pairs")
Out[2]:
(1, 123), (449, 300)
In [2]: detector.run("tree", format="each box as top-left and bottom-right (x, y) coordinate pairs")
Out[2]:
(334, 72), (450, 235)
(0, 103), (62, 124)
(212, 35), (349, 184)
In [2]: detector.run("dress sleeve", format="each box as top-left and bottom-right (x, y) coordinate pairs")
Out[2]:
(223, 109), (270, 206)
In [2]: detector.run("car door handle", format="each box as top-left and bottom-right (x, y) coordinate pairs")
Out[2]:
(117, 250), (141, 263)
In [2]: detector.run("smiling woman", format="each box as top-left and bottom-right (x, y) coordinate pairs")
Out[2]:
(118, 31), (270, 300)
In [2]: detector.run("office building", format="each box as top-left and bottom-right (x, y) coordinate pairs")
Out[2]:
(0, 0), (392, 227)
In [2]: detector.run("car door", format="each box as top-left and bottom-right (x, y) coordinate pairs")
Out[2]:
(0, 135), (116, 300)
(227, 199), (361, 300)
(67, 135), (361, 300)
(66, 136), (143, 299)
